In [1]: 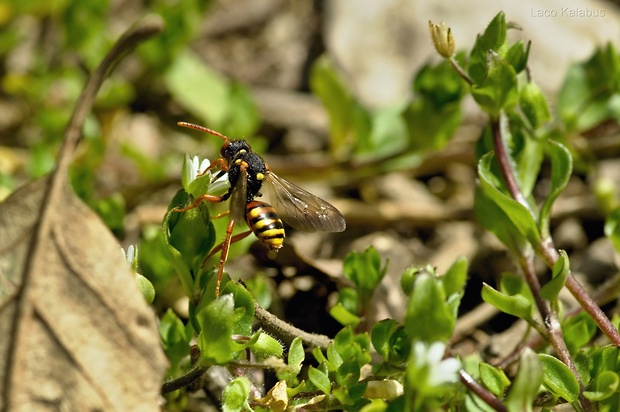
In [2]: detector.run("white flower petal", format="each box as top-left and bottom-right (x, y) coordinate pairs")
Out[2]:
(427, 342), (445, 364)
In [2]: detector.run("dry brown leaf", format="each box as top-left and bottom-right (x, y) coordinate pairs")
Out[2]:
(0, 16), (167, 412)
(0, 177), (167, 411)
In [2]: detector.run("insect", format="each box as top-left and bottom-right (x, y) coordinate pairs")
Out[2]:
(174, 122), (346, 296)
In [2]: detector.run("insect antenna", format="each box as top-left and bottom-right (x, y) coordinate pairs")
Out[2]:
(177, 121), (230, 142)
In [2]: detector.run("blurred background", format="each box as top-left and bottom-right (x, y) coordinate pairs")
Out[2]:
(1, 0), (620, 372)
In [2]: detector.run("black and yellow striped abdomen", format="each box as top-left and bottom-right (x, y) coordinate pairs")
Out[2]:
(245, 201), (285, 251)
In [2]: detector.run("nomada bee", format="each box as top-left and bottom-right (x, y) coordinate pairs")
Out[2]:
(174, 122), (346, 296)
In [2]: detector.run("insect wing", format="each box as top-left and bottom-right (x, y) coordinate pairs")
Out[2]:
(229, 167), (247, 222)
(264, 172), (346, 233)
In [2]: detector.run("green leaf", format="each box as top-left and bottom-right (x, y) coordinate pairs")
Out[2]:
(308, 366), (332, 395)
(592, 346), (620, 376)
(337, 357), (361, 387)
(371, 319), (401, 358)
(469, 12), (508, 84)
(164, 189), (216, 281)
(563, 313), (597, 353)
(159, 309), (192, 372)
(220, 281), (255, 336)
(330, 303), (361, 328)
(604, 207), (620, 253)
(251, 332), (284, 361)
(405, 272), (454, 342)
(223, 82), (260, 138)
(520, 81), (551, 128)
(474, 186), (529, 254)
(479, 363), (511, 397)
(310, 55), (356, 157)
(327, 342), (344, 371)
(277, 337), (304, 383)
(540, 250), (570, 302)
(288, 338), (305, 371)
(539, 354), (580, 403)
(165, 50), (230, 127)
(471, 51), (519, 116)
(343, 247), (387, 306)
(196, 294), (246, 366)
(499, 272), (533, 303)
(504, 348), (542, 412)
(511, 124), (543, 198)
(404, 58), (464, 152)
(441, 256), (468, 297)
(584, 371), (620, 401)
(334, 287), (360, 317)
(481, 283), (532, 319)
(135, 273), (155, 304)
(477, 152), (541, 247)
(222, 377), (251, 412)
(504, 40), (530, 74)
(557, 43), (620, 131)
(539, 141), (572, 240)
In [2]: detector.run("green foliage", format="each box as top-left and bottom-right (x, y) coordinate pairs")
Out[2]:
(558, 42), (620, 131)
(160, 309), (193, 376)
(222, 377), (252, 412)
(405, 268), (455, 342)
(21, 4), (620, 410)
(165, 51), (259, 136)
(153, 9), (620, 412)
(330, 247), (388, 326)
(479, 363), (510, 397)
(482, 282), (532, 319)
(540, 250), (570, 302)
(504, 349), (543, 412)
(403, 57), (464, 151)
(539, 353), (580, 403)
(471, 50), (519, 116)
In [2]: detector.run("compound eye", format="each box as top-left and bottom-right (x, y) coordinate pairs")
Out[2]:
(220, 140), (231, 157)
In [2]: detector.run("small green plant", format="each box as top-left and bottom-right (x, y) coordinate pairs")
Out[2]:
(155, 11), (620, 412)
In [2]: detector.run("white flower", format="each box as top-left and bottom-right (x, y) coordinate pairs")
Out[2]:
(121, 244), (138, 272)
(184, 155), (229, 195)
(412, 341), (460, 386)
(188, 155), (211, 183)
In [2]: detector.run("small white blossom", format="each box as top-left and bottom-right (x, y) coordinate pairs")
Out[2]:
(185, 155), (229, 195)
(188, 155), (211, 183)
(121, 245), (138, 272)
(413, 341), (460, 386)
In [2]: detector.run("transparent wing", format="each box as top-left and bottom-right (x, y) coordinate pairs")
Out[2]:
(229, 168), (247, 223)
(263, 172), (346, 233)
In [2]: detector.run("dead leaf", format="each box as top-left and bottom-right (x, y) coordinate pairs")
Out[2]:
(0, 16), (167, 412)
(0, 178), (168, 411)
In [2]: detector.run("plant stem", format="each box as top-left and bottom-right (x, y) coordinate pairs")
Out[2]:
(491, 113), (596, 411)
(539, 245), (620, 345)
(449, 56), (474, 85)
(491, 115), (532, 213)
(253, 302), (331, 349)
(459, 370), (507, 412)
(161, 364), (206, 394)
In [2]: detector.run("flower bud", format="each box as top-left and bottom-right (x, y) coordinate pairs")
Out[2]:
(429, 20), (455, 58)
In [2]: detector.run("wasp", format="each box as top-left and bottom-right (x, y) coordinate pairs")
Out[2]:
(174, 122), (346, 296)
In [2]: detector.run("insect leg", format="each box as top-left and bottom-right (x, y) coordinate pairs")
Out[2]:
(172, 194), (223, 213)
(213, 217), (237, 297)
(211, 210), (231, 220)
(204, 229), (253, 261)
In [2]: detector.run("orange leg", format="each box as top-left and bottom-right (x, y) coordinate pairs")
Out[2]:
(204, 229), (253, 261)
(213, 218), (239, 297)
(211, 210), (231, 220)
(172, 194), (223, 213)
